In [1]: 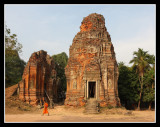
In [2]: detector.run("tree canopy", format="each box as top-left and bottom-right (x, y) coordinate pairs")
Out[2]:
(52, 52), (68, 91)
(5, 25), (26, 88)
(118, 48), (155, 110)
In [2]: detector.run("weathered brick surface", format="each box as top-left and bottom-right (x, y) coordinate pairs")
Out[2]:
(19, 50), (58, 106)
(65, 13), (121, 107)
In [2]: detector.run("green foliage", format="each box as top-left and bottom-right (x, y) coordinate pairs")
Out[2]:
(52, 52), (68, 91)
(5, 25), (22, 55)
(143, 67), (155, 103)
(129, 48), (150, 77)
(5, 53), (26, 87)
(5, 25), (26, 88)
(118, 62), (139, 109)
(52, 52), (68, 68)
(118, 48), (155, 110)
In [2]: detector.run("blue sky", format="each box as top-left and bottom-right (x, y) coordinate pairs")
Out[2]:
(5, 4), (156, 66)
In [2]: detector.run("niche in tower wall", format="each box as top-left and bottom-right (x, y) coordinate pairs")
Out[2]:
(73, 81), (77, 89)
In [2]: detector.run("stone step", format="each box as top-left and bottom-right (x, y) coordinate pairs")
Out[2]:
(86, 101), (97, 105)
(84, 109), (99, 114)
(85, 106), (97, 109)
(84, 108), (99, 112)
(84, 98), (100, 114)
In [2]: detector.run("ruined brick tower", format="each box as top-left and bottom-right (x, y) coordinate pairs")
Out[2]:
(64, 13), (121, 107)
(19, 50), (58, 106)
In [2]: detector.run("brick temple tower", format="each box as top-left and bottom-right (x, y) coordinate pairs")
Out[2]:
(64, 13), (121, 107)
(19, 50), (58, 106)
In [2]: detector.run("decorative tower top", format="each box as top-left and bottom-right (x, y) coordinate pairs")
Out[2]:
(80, 13), (105, 32)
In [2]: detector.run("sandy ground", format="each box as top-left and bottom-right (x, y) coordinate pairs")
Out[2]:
(5, 105), (155, 123)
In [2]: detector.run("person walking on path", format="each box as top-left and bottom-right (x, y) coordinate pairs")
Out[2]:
(42, 100), (49, 116)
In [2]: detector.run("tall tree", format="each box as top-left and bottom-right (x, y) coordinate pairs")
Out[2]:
(118, 62), (139, 109)
(5, 25), (26, 87)
(52, 52), (68, 92)
(143, 67), (155, 110)
(143, 55), (155, 110)
(5, 25), (22, 55)
(129, 48), (150, 110)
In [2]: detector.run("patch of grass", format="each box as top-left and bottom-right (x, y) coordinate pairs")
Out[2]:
(17, 106), (31, 111)
(99, 105), (133, 116)
(107, 104), (114, 109)
(5, 96), (39, 114)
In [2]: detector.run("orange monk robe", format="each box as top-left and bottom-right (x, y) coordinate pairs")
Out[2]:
(43, 102), (49, 114)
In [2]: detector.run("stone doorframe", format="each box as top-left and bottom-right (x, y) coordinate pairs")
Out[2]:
(85, 80), (98, 100)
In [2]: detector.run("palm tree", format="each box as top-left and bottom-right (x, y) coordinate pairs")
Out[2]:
(129, 48), (150, 110)
(145, 55), (155, 110)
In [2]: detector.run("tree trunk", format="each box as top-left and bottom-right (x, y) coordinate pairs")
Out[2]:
(137, 92), (141, 110)
(148, 82), (154, 110)
(137, 75), (143, 110)
(149, 101), (152, 110)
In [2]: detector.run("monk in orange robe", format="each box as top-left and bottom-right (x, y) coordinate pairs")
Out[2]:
(42, 101), (49, 116)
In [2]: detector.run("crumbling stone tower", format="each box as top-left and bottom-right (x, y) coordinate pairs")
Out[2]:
(65, 13), (121, 107)
(19, 50), (58, 106)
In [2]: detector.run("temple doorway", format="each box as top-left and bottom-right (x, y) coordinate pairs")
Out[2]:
(88, 82), (96, 98)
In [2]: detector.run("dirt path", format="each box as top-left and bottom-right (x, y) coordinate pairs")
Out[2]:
(5, 105), (155, 123)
